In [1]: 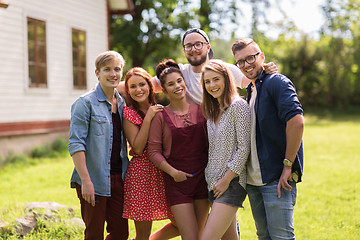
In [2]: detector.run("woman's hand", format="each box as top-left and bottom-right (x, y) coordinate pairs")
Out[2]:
(213, 177), (231, 199)
(171, 169), (193, 182)
(144, 104), (163, 122)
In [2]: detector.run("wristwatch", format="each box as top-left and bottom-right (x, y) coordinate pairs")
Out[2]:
(283, 158), (293, 167)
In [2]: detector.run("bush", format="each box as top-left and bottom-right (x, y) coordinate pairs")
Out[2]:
(1, 138), (69, 168)
(51, 138), (68, 152)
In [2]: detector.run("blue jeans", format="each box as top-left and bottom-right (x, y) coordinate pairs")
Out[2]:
(247, 181), (297, 240)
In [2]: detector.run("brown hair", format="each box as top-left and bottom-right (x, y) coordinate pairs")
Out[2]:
(231, 38), (258, 55)
(155, 59), (183, 90)
(201, 59), (238, 121)
(124, 67), (156, 118)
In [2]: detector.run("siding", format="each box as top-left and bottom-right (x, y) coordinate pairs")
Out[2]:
(0, 0), (109, 123)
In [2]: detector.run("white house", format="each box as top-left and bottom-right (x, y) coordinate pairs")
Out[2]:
(0, 0), (133, 158)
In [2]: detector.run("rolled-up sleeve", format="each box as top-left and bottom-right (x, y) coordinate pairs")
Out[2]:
(68, 98), (90, 156)
(272, 75), (303, 122)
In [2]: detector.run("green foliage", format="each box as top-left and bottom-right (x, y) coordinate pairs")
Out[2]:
(30, 138), (68, 159)
(110, 0), (193, 69)
(0, 138), (68, 169)
(109, 0), (360, 108)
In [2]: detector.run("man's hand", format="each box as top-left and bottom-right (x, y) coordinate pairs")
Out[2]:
(277, 166), (293, 198)
(263, 62), (278, 74)
(81, 180), (96, 206)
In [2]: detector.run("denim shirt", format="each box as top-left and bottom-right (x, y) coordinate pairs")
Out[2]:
(68, 84), (129, 196)
(246, 71), (304, 184)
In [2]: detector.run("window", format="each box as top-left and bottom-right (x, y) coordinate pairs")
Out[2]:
(27, 17), (47, 88)
(72, 28), (87, 89)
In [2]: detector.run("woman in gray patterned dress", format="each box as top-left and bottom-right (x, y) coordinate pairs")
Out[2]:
(200, 59), (251, 240)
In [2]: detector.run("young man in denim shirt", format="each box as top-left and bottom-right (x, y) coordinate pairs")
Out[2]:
(68, 51), (129, 240)
(232, 39), (304, 240)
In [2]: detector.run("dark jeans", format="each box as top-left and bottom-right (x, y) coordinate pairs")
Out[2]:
(75, 174), (128, 240)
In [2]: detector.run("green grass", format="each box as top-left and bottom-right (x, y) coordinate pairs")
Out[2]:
(0, 111), (359, 239)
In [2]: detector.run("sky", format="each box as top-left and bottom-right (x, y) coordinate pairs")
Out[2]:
(233, 0), (326, 40)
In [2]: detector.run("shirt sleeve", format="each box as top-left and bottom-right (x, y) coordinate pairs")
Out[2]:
(270, 75), (303, 122)
(227, 100), (251, 175)
(148, 112), (171, 167)
(68, 97), (90, 156)
(226, 62), (244, 89)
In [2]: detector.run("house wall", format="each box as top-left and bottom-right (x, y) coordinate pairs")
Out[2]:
(0, 0), (110, 158)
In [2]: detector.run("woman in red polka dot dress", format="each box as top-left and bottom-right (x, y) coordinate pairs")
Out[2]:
(122, 67), (179, 240)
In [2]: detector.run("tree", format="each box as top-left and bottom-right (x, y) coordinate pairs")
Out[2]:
(110, 0), (194, 69)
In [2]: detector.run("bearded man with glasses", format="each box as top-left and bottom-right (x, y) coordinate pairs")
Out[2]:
(232, 38), (304, 240)
(116, 28), (278, 105)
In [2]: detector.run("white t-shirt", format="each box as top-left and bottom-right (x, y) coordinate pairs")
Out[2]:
(154, 62), (244, 105)
(247, 84), (264, 186)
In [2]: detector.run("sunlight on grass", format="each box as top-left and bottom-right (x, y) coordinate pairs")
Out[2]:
(0, 111), (359, 239)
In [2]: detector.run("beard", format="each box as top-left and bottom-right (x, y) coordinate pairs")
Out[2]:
(186, 53), (207, 66)
(244, 66), (262, 80)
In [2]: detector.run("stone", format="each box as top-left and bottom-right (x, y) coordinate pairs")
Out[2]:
(68, 217), (85, 228)
(15, 214), (37, 236)
(24, 201), (73, 213)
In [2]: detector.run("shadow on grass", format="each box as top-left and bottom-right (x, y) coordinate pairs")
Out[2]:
(304, 107), (360, 126)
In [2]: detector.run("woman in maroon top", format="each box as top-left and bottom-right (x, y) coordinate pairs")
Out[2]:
(148, 59), (210, 240)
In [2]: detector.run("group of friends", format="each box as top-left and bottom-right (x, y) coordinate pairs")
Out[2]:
(68, 28), (304, 240)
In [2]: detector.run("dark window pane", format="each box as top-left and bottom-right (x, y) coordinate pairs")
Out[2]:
(37, 23), (45, 42)
(28, 41), (35, 62)
(38, 44), (46, 63)
(80, 70), (86, 87)
(28, 21), (34, 40)
(39, 66), (47, 84)
(73, 70), (78, 86)
(29, 65), (35, 84)
(73, 51), (78, 67)
(80, 49), (86, 67)
(72, 31), (77, 48)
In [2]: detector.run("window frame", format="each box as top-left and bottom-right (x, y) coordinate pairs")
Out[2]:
(72, 28), (87, 90)
(27, 17), (48, 88)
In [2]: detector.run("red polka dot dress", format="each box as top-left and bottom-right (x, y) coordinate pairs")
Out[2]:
(122, 106), (173, 221)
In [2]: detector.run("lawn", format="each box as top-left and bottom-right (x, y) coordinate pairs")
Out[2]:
(0, 110), (359, 239)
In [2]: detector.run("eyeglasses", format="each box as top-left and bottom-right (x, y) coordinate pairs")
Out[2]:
(235, 52), (261, 68)
(183, 41), (207, 52)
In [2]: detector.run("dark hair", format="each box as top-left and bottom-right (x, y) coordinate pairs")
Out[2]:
(124, 67), (156, 118)
(155, 59), (183, 90)
(231, 38), (256, 55)
(201, 59), (238, 121)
